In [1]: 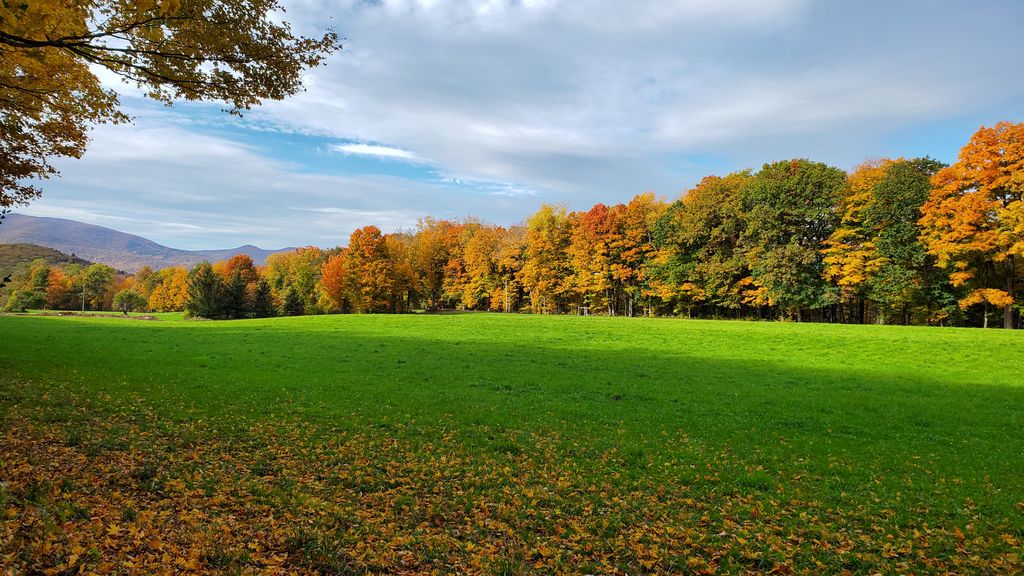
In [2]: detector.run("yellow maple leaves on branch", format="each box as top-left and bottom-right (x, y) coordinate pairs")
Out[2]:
(0, 0), (340, 207)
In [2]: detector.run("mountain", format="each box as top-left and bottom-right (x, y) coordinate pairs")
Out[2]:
(0, 213), (295, 272)
(0, 243), (93, 272)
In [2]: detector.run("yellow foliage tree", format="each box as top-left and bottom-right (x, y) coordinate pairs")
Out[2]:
(822, 160), (893, 303)
(0, 0), (339, 206)
(147, 266), (189, 311)
(919, 122), (1024, 328)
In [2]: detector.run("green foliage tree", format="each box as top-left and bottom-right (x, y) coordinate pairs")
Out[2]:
(112, 289), (147, 315)
(251, 279), (276, 318)
(281, 287), (305, 316)
(654, 172), (751, 316)
(222, 270), (248, 319)
(1, 258), (47, 311)
(184, 262), (222, 319)
(79, 263), (115, 311)
(264, 247), (326, 314)
(741, 159), (846, 320)
(4, 288), (44, 311)
(863, 158), (950, 323)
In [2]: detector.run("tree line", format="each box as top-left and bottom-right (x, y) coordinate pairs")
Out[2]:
(3, 122), (1021, 327)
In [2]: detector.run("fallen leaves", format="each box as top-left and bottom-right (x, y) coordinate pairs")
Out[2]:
(1, 385), (1022, 575)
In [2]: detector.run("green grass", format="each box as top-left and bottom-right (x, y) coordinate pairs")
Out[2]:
(1, 313), (1022, 573)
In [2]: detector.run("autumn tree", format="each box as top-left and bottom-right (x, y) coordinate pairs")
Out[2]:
(457, 223), (503, 310)
(265, 247), (327, 313)
(212, 254), (262, 317)
(344, 226), (388, 312)
(920, 122), (1024, 328)
(2, 258), (48, 310)
(439, 220), (504, 310)
(822, 160), (894, 320)
(565, 204), (619, 314)
(319, 252), (349, 313)
(410, 218), (461, 310)
(654, 172), (751, 317)
(864, 158), (951, 323)
(0, 0), (339, 206)
(742, 159), (846, 320)
(493, 224), (527, 312)
(383, 232), (418, 312)
(519, 205), (570, 313)
(45, 266), (76, 309)
(214, 254), (259, 285)
(133, 265), (158, 297)
(147, 266), (189, 311)
(613, 193), (667, 316)
(340, 227), (417, 313)
(78, 263), (115, 311)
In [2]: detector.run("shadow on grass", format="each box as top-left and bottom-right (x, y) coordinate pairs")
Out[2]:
(2, 315), (1023, 521)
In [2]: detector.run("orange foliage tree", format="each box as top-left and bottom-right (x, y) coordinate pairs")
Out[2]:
(213, 254), (260, 285)
(920, 122), (1024, 328)
(613, 193), (667, 316)
(319, 252), (349, 312)
(410, 218), (463, 310)
(566, 203), (620, 315)
(342, 226), (417, 313)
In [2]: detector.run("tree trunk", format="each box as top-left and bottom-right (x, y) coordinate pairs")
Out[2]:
(983, 301), (989, 329)
(1004, 254), (1015, 329)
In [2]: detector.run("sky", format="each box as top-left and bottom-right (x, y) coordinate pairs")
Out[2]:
(18, 0), (1024, 250)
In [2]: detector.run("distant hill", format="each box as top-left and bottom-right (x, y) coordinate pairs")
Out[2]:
(0, 213), (295, 272)
(0, 243), (93, 272)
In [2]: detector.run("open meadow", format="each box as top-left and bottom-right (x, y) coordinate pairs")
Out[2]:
(1, 313), (1022, 574)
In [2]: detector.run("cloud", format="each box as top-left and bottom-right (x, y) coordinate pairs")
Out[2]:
(22, 114), (542, 249)
(330, 143), (420, 161)
(252, 0), (1024, 193)
(22, 0), (1024, 248)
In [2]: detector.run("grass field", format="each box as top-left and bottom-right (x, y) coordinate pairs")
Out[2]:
(1, 313), (1022, 574)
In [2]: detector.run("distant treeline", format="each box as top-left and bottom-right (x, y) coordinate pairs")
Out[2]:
(4, 122), (1021, 327)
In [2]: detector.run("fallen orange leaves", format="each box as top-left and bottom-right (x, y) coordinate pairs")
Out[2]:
(1, 390), (1022, 575)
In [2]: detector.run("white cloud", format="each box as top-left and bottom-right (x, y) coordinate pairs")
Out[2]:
(330, 143), (420, 160)
(21, 0), (1024, 247)
(23, 115), (540, 249)
(252, 0), (1024, 197)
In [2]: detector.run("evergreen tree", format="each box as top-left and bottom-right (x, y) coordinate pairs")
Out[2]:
(281, 287), (305, 316)
(184, 262), (223, 319)
(223, 270), (248, 319)
(252, 279), (276, 318)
